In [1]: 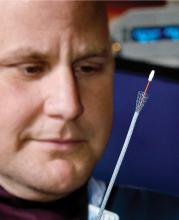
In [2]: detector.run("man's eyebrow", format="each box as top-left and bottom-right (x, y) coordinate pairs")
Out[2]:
(0, 47), (111, 65)
(0, 48), (51, 63)
(74, 48), (111, 62)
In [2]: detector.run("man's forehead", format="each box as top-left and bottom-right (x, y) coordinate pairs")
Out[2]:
(0, 1), (110, 62)
(0, 0), (107, 39)
(0, 1), (105, 18)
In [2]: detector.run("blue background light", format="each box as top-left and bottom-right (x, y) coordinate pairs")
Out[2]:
(132, 27), (161, 43)
(131, 25), (179, 43)
(163, 26), (179, 40)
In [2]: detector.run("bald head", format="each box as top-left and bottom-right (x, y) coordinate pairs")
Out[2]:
(0, 1), (108, 30)
(0, 0), (113, 202)
(0, 1), (111, 58)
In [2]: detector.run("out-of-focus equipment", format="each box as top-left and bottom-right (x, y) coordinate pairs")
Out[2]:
(110, 6), (179, 68)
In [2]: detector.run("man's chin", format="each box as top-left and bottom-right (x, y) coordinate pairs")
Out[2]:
(21, 168), (89, 201)
(10, 179), (81, 202)
(0, 151), (94, 202)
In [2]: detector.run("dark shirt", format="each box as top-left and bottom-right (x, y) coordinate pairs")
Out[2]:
(0, 184), (88, 220)
(107, 186), (179, 220)
(2, 182), (179, 220)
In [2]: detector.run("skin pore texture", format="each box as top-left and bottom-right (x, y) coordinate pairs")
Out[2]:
(0, 1), (114, 202)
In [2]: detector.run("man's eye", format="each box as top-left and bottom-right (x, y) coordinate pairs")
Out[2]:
(81, 66), (96, 73)
(75, 65), (102, 75)
(19, 63), (48, 76)
(25, 65), (44, 74)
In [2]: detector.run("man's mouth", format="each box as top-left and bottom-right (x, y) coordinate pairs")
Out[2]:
(29, 138), (86, 152)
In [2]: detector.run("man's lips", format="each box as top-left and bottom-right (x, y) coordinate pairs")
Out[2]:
(29, 138), (86, 151)
(36, 139), (85, 144)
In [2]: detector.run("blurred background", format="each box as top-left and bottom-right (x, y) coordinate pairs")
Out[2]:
(93, 0), (179, 197)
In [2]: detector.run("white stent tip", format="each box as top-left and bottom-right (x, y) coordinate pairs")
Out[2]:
(148, 70), (155, 82)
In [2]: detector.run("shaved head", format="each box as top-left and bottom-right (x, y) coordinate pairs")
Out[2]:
(0, 1), (114, 201)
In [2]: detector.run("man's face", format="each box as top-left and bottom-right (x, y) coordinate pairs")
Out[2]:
(0, 1), (114, 201)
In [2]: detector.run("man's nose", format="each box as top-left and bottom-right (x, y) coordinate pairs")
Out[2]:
(43, 67), (83, 120)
